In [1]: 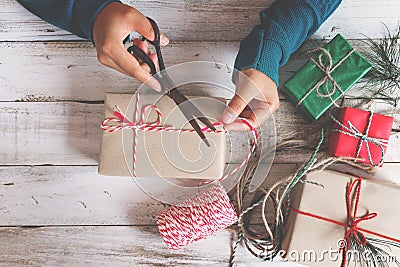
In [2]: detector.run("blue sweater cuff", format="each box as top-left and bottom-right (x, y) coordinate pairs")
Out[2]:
(74, 0), (121, 43)
(234, 0), (342, 87)
(234, 25), (282, 86)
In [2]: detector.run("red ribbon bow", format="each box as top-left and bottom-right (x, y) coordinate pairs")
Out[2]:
(292, 177), (400, 267)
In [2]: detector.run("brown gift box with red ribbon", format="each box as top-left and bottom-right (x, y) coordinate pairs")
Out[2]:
(282, 170), (400, 266)
(98, 93), (226, 179)
(328, 107), (393, 167)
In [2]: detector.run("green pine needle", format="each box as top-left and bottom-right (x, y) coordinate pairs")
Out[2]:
(361, 24), (400, 107)
(347, 236), (400, 267)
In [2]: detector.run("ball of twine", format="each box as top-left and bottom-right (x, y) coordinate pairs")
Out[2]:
(156, 183), (238, 250)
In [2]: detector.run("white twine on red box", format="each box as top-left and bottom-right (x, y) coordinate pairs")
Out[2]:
(329, 110), (389, 167)
(101, 93), (259, 250)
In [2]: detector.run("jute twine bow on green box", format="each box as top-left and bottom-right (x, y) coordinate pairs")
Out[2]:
(297, 47), (355, 107)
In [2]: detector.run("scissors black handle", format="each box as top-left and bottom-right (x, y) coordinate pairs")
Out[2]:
(127, 45), (157, 75)
(126, 17), (168, 81)
(125, 17), (217, 147)
(145, 17), (165, 71)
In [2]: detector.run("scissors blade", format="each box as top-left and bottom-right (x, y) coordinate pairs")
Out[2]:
(166, 88), (211, 147)
(166, 88), (217, 131)
(196, 116), (217, 132)
(152, 62), (216, 146)
(188, 118), (211, 148)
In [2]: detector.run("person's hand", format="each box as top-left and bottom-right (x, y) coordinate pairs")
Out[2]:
(93, 2), (169, 91)
(221, 68), (279, 131)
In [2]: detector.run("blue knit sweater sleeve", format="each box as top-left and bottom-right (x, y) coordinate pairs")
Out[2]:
(17, 0), (120, 42)
(235, 0), (342, 85)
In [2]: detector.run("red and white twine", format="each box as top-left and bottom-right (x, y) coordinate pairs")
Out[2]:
(156, 183), (238, 250)
(101, 93), (258, 249)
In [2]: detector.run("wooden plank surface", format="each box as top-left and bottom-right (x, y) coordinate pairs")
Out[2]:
(0, 165), (161, 226)
(0, 41), (238, 102)
(2, 0), (399, 42)
(0, 39), (381, 102)
(0, 164), (297, 226)
(1, 166), (399, 265)
(0, 102), (101, 165)
(0, 100), (393, 166)
(0, 226), (254, 267)
(2, 0), (400, 266)
(0, 226), (310, 267)
(1, 101), (398, 166)
(0, 163), (398, 265)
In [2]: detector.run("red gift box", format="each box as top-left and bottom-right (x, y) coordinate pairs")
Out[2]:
(328, 107), (393, 166)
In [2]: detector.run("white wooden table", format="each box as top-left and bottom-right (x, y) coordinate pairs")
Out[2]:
(1, 0), (399, 266)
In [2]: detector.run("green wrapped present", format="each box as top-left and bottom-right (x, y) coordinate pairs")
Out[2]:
(282, 34), (371, 120)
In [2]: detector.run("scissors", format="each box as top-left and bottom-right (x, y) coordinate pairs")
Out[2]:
(124, 17), (217, 147)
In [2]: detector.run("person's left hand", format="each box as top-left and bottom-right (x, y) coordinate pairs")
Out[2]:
(221, 68), (279, 131)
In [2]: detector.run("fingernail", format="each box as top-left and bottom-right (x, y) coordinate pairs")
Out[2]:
(161, 35), (169, 45)
(222, 111), (235, 124)
(148, 79), (162, 92)
(154, 83), (162, 92)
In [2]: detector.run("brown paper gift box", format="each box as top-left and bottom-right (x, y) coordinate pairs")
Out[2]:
(282, 170), (400, 266)
(98, 93), (226, 179)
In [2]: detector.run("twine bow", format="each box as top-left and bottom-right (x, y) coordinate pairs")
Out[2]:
(102, 104), (172, 133)
(297, 47), (355, 107)
(102, 93), (260, 252)
(330, 110), (388, 167)
(292, 177), (400, 267)
(101, 92), (258, 181)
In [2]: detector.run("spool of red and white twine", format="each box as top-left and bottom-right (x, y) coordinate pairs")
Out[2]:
(102, 93), (258, 250)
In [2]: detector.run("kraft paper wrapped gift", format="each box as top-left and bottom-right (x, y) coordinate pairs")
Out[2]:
(282, 170), (400, 266)
(99, 93), (226, 179)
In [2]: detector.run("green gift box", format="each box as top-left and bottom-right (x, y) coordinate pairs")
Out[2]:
(282, 34), (371, 120)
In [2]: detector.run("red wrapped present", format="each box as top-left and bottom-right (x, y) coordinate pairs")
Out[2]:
(328, 107), (393, 167)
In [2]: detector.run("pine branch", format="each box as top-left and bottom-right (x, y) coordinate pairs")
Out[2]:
(360, 24), (400, 107)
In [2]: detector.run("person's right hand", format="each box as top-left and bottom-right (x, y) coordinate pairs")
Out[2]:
(221, 68), (279, 131)
(93, 2), (169, 91)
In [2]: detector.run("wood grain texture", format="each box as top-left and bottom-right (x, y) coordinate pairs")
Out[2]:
(0, 166), (398, 265)
(0, 102), (101, 165)
(0, 226), (252, 267)
(1, 1), (399, 266)
(0, 41), (238, 102)
(0, 226), (310, 267)
(0, 165), (163, 226)
(2, 0), (399, 42)
(0, 164), (297, 226)
(0, 39), (377, 102)
(0, 101), (398, 166)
